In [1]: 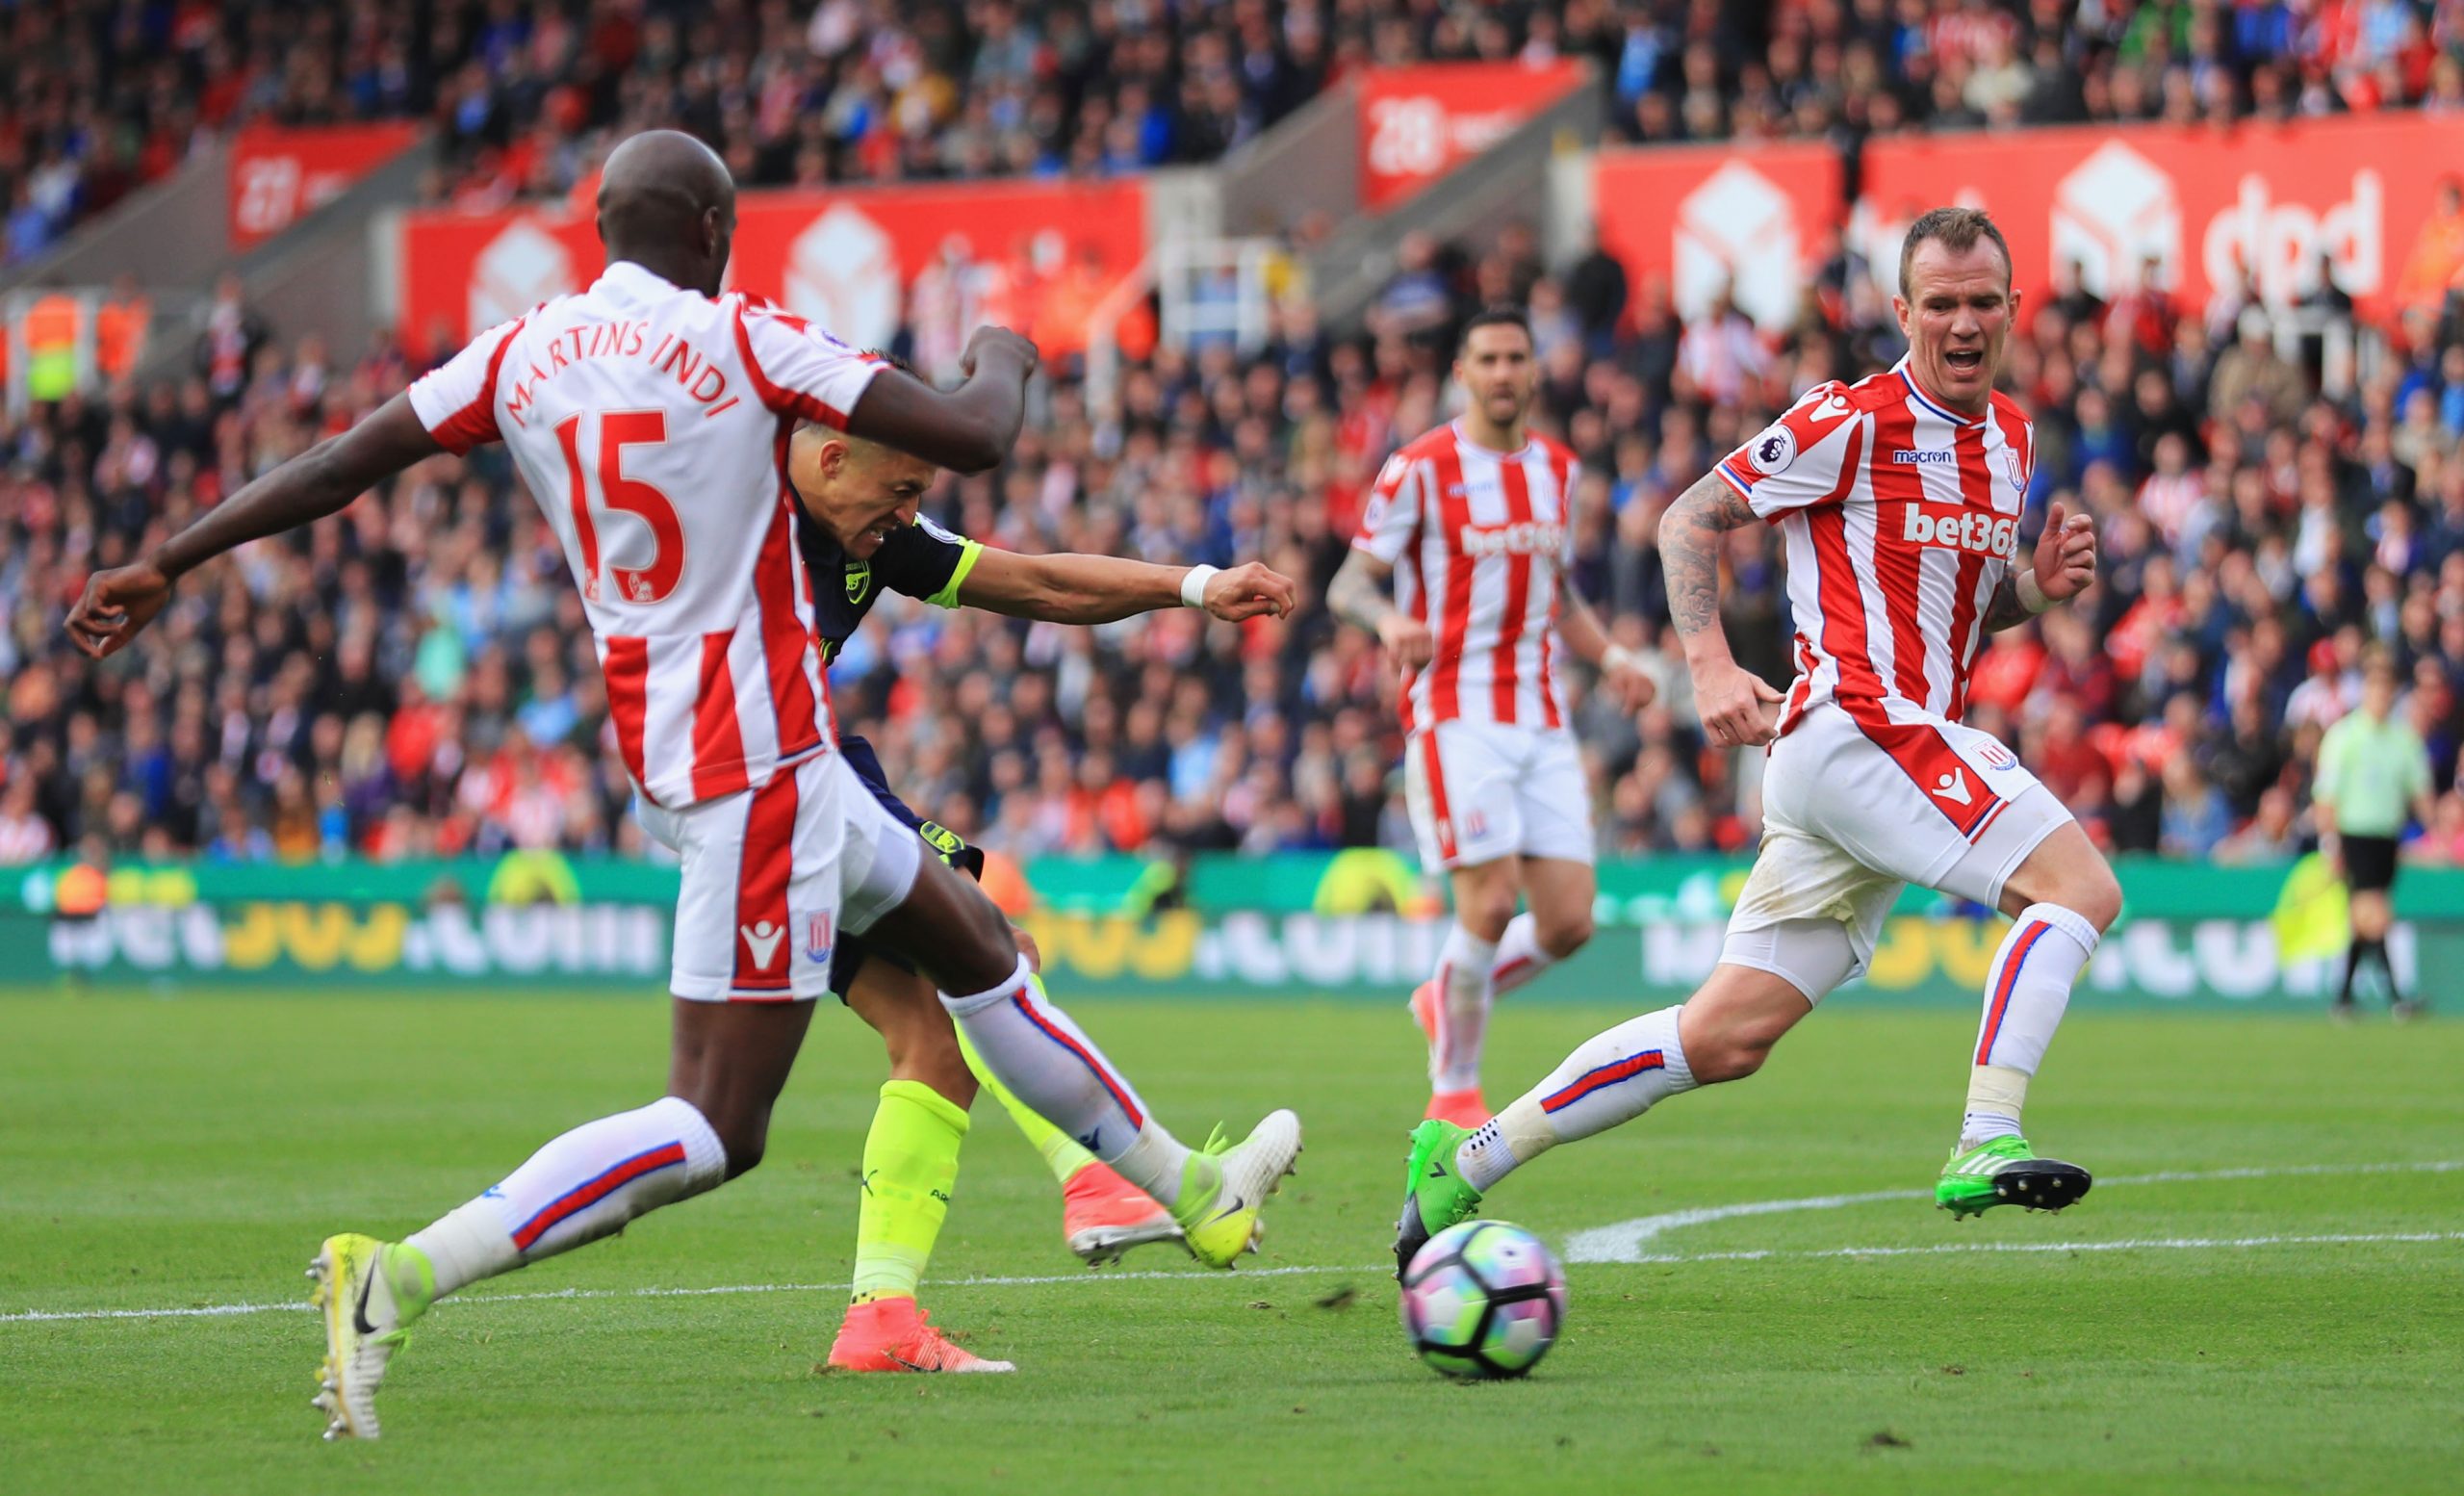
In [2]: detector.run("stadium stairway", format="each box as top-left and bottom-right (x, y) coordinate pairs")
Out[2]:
(2, 131), (438, 387)
(1215, 64), (1605, 329)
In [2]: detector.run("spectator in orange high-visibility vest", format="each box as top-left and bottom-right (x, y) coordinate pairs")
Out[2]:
(95, 275), (150, 383)
(19, 289), (81, 401)
(2398, 178), (2464, 313)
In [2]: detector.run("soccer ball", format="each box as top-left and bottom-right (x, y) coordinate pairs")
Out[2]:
(1398, 1220), (1567, 1380)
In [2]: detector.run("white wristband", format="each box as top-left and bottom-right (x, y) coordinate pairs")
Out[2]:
(1180, 564), (1220, 608)
(2016, 572), (2056, 615)
(1602, 644), (1644, 674)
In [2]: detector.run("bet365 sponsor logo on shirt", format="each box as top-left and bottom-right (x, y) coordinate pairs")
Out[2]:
(1901, 504), (2019, 561)
(1456, 521), (1568, 558)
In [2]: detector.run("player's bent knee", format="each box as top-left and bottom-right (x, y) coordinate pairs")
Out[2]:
(2072, 864), (2123, 933)
(1681, 962), (1817, 1085)
(1683, 1033), (1761, 1084)
(1535, 911), (1594, 958)
(878, 857), (1021, 995)
(2007, 827), (2122, 933)
(707, 1115), (769, 1179)
(676, 1090), (773, 1177)
(1459, 890), (1518, 941)
(2033, 858), (2122, 933)
(946, 892), (1020, 987)
(1685, 1014), (1792, 1083)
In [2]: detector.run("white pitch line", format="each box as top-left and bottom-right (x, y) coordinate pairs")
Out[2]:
(0, 1264), (1386, 1326)
(1622, 1230), (2464, 1265)
(7, 1158), (2457, 1328)
(1562, 1157), (2463, 1264)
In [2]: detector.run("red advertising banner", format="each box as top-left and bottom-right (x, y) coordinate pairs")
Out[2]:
(395, 178), (1148, 370)
(1358, 62), (1585, 211)
(229, 123), (424, 249)
(1591, 142), (1844, 331)
(1857, 114), (2464, 319)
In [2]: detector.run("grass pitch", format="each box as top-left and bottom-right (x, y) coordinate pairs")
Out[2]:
(3, 990), (2459, 1495)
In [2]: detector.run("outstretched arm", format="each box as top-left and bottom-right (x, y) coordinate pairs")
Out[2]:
(1662, 472), (1784, 747)
(1326, 547), (1433, 673)
(957, 549), (1296, 624)
(65, 395), (441, 658)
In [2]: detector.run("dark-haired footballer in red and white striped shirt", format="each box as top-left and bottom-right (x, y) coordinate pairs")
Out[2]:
(1327, 307), (1656, 1129)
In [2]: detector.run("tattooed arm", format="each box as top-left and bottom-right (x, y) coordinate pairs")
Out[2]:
(1981, 575), (2035, 632)
(1326, 547), (1434, 672)
(1661, 473), (1785, 747)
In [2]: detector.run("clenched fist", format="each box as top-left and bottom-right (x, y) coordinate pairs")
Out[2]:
(1200, 562), (1298, 622)
(1377, 612), (1435, 673)
(961, 325), (1040, 381)
(1694, 658), (1784, 748)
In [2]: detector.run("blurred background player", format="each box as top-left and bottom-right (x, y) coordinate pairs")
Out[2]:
(64, 131), (1303, 1438)
(1397, 209), (2120, 1272)
(784, 412), (1298, 1369)
(1326, 306), (1655, 1126)
(2315, 650), (2435, 1021)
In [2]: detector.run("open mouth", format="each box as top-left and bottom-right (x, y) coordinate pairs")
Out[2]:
(1943, 348), (1985, 376)
(860, 517), (901, 547)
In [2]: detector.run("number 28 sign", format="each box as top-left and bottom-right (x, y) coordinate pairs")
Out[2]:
(1355, 63), (1584, 211)
(227, 123), (422, 249)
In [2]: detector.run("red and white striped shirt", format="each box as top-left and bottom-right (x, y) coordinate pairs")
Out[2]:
(1715, 360), (2035, 735)
(1354, 422), (1579, 733)
(406, 260), (884, 809)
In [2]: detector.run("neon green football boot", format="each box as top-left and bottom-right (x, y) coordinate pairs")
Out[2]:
(307, 1233), (435, 1439)
(1393, 1119), (1484, 1279)
(1936, 1135), (2094, 1220)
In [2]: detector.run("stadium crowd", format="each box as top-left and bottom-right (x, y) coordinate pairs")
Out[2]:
(7, 193), (2464, 873)
(15, 0), (2464, 262)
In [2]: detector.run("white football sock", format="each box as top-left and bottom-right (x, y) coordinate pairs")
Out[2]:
(1430, 924), (1499, 1094)
(1489, 913), (1557, 996)
(1456, 1005), (1696, 1189)
(943, 956), (1191, 1205)
(1962, 1066), (2027, 1149)
(415, 1095), (728, 1294)
(403, 1199), (520, 1298)
(1453, 1117), (1522, 1192)
(1964, 903), (2098, 1146)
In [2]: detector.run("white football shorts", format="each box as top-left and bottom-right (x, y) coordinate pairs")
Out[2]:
(635, 750), (923, 1001)
(1722, 700), (2072, 999)
(1403, 719), (1596, 872)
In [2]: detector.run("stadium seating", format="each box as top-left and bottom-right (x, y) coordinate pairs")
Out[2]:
(5, 184), (2456, 870)
(5, 1), (2463, 870)
(11, 1), (2455, 263)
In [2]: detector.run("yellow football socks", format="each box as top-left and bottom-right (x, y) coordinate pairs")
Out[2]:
(848, 1079), (968, 1303)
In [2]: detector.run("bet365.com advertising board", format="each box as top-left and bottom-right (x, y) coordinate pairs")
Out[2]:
(4, 851), (2432, 1011)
